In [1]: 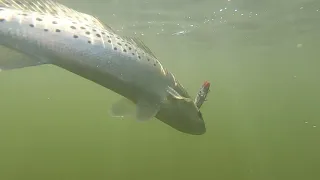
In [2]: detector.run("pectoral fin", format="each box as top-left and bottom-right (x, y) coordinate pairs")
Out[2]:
(166, 86), (187, 100)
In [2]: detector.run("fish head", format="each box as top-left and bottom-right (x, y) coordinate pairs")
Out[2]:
(156, 95), (206, 135)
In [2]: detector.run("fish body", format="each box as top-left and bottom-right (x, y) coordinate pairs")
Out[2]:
(0, 0), (207, 135)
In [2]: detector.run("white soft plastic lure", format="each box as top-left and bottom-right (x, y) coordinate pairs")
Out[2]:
(0, 0), (207, 135)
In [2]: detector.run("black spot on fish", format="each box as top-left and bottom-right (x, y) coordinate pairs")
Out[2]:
(56, 29), (61, 32)
(129, 47), (132, 50)
(85, 31), (90, 35)
(132, 53), (135, 55)
(44, 29), (48, 32)
(138, 56), (141, 59)
(52, 21), (57, 24)
(101, 32), (105, 35)
(0, 18), (4, 22)
(80, 27), (85, 30)
(123, 49), (127, 52)
(73, 35), (78, 38)
(70, 26), (76, 29)
(117, 42), (121, 46)
(114, 47), (117, 51)
(3, 1), (10, 5)
(154, 64), (156, 66)
(88, 40), (91, 44)
(36, 18), (42, 21)
(15, 1), (23, 5)
(72, 22), (77, 24)
(29, 24), (34, 27)
(96, 34), (101, 38)
(92, 29), (96, 32)
(39, 5), (45, 11)
(22, 13), (28, 16)
(108, 40), (111, 43)
(147, 58), (150, 61)
(125, 44), (128, 46)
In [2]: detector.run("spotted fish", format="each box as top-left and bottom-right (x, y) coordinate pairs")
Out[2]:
(0, 0), (207, 135)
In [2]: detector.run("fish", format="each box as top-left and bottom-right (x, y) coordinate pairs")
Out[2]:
(0, 0), (207, 135)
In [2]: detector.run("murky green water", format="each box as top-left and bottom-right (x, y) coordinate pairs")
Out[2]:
(1, 0), (320, 179)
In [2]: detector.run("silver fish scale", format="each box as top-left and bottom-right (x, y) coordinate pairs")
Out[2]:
(0, 0), (106, 29)
(0, 0), (172, 96)
(0, 0), (164, 62)
(0, 0), (163, 65)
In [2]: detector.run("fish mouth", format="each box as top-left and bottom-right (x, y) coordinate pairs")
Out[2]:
(179, 111), (206, 135)
(194, 111), (207, 135)
(181, 121), (206, 135)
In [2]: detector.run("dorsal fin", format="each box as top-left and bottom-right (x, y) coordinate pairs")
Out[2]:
(123, 36), (157, 59)
(0, 0), (111, 31)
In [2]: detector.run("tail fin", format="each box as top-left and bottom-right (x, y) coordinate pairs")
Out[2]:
(194, 81), (211, 109)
